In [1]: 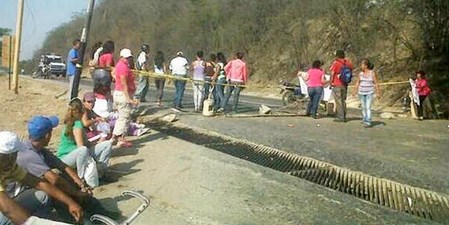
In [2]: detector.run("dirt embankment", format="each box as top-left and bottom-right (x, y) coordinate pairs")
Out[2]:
(0, 76), (74, 148)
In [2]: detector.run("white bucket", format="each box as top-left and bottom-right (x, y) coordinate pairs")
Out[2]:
(203, 98), (214, 116)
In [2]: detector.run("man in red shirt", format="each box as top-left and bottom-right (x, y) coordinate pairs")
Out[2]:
(329, 50), (353, 122)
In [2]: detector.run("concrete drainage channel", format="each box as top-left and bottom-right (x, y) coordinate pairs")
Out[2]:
(148, 120), (449, 223)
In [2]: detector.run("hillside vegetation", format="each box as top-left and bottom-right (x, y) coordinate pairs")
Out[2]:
(37, 0), (448, 106)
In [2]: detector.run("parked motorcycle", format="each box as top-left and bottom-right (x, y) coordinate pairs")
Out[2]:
(279, 80), (307, 107)
(32, 63), (50, 79)
(279, 79), (329, 115)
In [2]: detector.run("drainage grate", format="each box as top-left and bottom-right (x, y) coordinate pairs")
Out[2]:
(149, 120), (449, 223)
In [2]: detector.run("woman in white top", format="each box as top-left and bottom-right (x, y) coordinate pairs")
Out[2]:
(191, 51), (206, 112)
(353, 59), (381, 127)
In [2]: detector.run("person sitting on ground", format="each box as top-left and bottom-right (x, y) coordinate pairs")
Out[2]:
(17, 115), (121, 224)
(414, 70), (432, 121)
(81, 92), (109, 143)
(0, 131), (83, 224)
(57, 98), (113, 182)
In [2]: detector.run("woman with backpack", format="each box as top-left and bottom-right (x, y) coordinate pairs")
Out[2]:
(353, 59), (381, 128)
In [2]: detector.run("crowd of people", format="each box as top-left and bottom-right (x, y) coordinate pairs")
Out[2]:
(0, 40), (435, 224)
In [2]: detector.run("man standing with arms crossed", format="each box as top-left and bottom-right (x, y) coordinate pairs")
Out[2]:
(329, 50), (353, 122)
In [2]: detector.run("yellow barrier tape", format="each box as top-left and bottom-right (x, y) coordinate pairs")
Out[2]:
(132, 69), (410, 89)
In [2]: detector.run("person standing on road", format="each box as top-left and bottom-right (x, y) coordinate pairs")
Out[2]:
(0, 131), (83, 224)
(98, 41), (115, 70)
(414, 70), (432, 121)
(191, 51), (206, 112)
(66, 39), (80, 101)
(220, 52), (248, 113)
(329, 50), (354, 122)
(154, 51), (167, 107)
(353, 59), (381, 127)
(112, 48), (138, 147)
(304, 60), (326, 119)
(134, 44), (151, 102)
(213, 52), (227, 112)
(169, 51), (189, 110)
(204, 53), (217, 100)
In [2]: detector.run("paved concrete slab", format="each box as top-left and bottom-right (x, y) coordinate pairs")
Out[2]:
(94, 131), (434, 225)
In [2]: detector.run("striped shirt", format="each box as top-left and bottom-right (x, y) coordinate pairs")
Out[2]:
(358, 70), (375, 95)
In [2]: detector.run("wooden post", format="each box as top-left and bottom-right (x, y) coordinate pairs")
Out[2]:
(12, 0), (24, 94)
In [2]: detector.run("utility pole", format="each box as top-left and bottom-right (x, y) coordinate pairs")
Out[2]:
(12, 0), (24, 94)
(70, 0), (96, 99)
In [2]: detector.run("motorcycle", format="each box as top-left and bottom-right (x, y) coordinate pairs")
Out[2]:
(32, 63), (50, 79)
(279, 77), (330, 115)
(279, 80), (307, 107)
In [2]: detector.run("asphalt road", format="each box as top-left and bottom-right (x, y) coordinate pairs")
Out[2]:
(68, 77), (449, 196)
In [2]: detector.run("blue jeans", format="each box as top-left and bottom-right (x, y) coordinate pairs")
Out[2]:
(203, 77), (212, 99)
(134, 76), (149, 101)
(307, 87), (323, 117)
(359, 94), (373, 124)
(222, 82), (243, 111)
(173, 78), (186, 108)
(213, 78), (226, 110)
(0, 189), (51, 225)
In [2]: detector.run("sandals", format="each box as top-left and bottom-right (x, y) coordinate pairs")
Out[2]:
(116, 140), (133, 148)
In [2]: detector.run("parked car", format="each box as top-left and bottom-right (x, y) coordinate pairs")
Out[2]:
(45, 54), (66, 77)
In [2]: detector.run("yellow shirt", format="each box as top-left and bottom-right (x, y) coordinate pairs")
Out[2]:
(0, 164), (27, 192)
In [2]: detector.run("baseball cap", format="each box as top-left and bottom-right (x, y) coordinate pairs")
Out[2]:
(120, 48), (132, 58)
(0, 131), (22, 154)
(83, 92), (96, 102)
(27, 115), (59, 140)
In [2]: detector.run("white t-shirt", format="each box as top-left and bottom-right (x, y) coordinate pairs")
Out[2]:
(137, 51), (147, 69)
(169, 56), (189, 75)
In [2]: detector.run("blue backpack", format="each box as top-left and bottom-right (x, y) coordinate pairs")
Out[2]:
(340, 61), (353, 85)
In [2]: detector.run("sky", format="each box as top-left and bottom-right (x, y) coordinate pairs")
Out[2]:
(0, 0), (86, 60)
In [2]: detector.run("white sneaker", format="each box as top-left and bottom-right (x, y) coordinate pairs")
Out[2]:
(136, 128), (150, 137)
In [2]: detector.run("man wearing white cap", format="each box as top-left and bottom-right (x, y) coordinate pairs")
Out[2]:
(0, 131), (83, 224)
(112, 48), (138, 147)
(169, 51), (189, 110)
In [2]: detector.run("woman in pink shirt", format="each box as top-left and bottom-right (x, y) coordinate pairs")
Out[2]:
(98, 41), (115, 69)
(112, 48), (137, 147)
(304, 60), (325, 118)
(415, 70), (432, 120)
